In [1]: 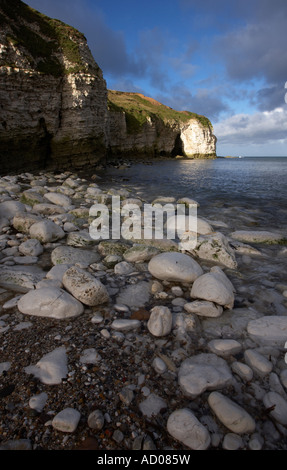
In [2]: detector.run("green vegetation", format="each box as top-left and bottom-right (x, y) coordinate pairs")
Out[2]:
(108, 90), (213, 134)
(0, 0), (89, 76)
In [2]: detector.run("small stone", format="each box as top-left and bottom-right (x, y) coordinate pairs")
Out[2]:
(190, 231), (237, 269)
(184, 300), (223, 318)
(142, 435), (156, 450)
(263, 391), (287, 425)
(18, 239), (43, 257)
(33, 203), (66, 215)
(0, 200), (26, 220)
(112, 429), (124, 444)
(116, 281), (150, 309)
(222, 433), (243, 450)
(67, 230), (95, 247)
(0, 265), (46, 291)
(29, 392), (48, 412)
(139, 393), (167, 418)
(248, 433), (264, 450)
(208, 339), (242, 357)
(208, 391), (256, 434)
(178, 353), (232, 398)
(167, 408), (210, 450)
(111, 319), (141, 332)
(130, 308), (150, 321)
(119, 387), (134, 405)
(3, 295), (23, 309)
(51, 245), (100, 266)
(13, 212), (42, 234)
(114, 261), (135, 275)
(148, 252), (203, 283)
(247, 316), (287, 346)
(87, 410), (105, 430)
(29, 220), (65, 243)
(63, 222), (78, 232)
(231, 361), (253, 382)
(151, 280), (163, 294)
(190, 268), (235, 309)
(244, 349), (273, 377)
(52, 408), (81, 433)
(230, 230), (284, 244)
(13, 255), (38, 265)
(123, 244), (159, 263)
(91, 313), (104, 323)
(17, 287), (84, 319)
(147, 305), (172, 337)
(46, 264), (71, 282)
(103, 254), (122, 268)
(80, 348), (101, 364)
(44, 192), (72, 207)
(100, 328), (110, 339)
(171, 286), (184, 296)
(62, 266), (109, 306)
(152, 357), (167, 374)
(25, 347), (68, 385)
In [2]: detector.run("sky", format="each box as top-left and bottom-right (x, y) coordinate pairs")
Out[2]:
(25, 0), (287, 156)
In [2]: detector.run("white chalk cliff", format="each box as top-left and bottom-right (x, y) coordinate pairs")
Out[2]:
(0, 0), (216, 173)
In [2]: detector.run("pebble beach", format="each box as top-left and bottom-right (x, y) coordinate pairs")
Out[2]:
(0, 163), (287, 451)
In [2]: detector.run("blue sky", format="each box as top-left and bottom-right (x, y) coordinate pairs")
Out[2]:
(26, 0), (287, 156)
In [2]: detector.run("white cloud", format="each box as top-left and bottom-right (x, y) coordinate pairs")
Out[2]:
(214, 107), (287, 146)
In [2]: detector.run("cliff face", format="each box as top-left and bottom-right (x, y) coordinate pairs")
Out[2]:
(107, 91), (216, 159)
(0, 0), (108, 173)
(0, 1), (216, 174)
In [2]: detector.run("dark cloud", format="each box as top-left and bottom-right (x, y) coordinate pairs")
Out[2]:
(181, 0), (287, 112)
(215, 19), (287, 85)
(211, 0), (287, 111)
(156, 85), (229, 121)
(25, 0), (144, 77)
(255, 85), (286, 112)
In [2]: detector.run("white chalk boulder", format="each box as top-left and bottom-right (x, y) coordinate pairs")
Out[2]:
(62, 266), (109, 306)
(167, 408), (210, 450)
(18, 287), (84, 319)
(148, 252), (203, 283)
(190, 267), (235, 309)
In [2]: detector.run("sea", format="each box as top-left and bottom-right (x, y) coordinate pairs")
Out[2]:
(97, 155), (287, 315)
(99, 156), (287, 233)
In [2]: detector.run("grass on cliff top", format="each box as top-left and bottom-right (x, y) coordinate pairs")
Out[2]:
(108, 90), (212, 132)
(0, 0), (91, 76)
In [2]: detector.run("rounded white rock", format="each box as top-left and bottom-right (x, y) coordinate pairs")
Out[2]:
(111, 319), (141, 332)
(247, 316), (287, 346)
(208, 391), (256, 434)
(178, 353), (233, 398)
(244, 349), (273, 377)
(184, 300), (223, 318)
(167, 408), (210, 450)
(52, 408), (81, 433)
(147, 305), (173, 337)
(62, 266), (109, 306)
(148, 252), (203, 283)
(17, 287), (84, 319)
(208, 339), (242, 357)
(29, 220), (65, 243)
(190, 270), (234, 309)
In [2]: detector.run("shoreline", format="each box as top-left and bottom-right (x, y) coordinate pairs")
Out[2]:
(0, 168), (287, 451)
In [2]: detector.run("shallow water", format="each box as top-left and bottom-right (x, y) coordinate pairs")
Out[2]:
(98, 157), (287, 230)
(96, 156), (287, 316)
